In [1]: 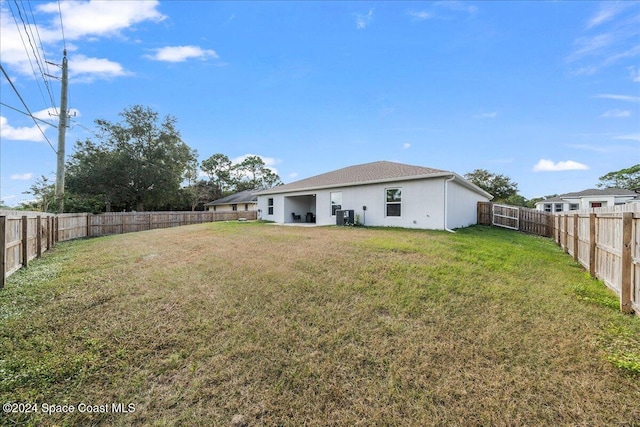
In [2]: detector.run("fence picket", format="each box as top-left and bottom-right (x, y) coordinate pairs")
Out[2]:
(1, 210), (257, 286)
(477, 202), (638, 316)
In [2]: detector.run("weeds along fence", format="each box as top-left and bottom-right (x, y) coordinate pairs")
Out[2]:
(0, 210), (257, 288)
(478, 202), (639, 317)
(553, 205), (639, 316)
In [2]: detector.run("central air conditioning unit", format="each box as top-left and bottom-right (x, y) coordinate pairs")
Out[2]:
(336, 209), (354, 226)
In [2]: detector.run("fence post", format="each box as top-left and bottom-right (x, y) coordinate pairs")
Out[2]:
(573, 214), (579, 262)
(86, 213), (91, 237)
(0, 216), (6, 289)
(21, 216), (28, 268)
(563, 215), (569, 254)
(621, 212), (633, 314)
(589, 213), (596, 278)
(37, 215), (42, 258)
(48, 216), (53, 249)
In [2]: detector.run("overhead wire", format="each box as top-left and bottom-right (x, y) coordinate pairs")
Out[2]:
(0, 102), (58, 128)
(26, 0), (59, 114)
(7, 0), (54, 115)
(57, 0), (66, 51)
(0, 63), (58, 154)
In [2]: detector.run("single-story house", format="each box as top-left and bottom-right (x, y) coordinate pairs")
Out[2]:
(255, 161), (493, 230)
(534, 188), (638, 212)
(204, 189), (258, 212)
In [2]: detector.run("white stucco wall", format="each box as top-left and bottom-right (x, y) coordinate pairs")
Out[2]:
(258, 177), (489, 229)
(446, 179), (489, 229)
(207, 203), (257, 212)
(535, 195), (636, 212)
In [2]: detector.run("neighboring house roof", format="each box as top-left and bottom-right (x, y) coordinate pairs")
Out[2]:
(537, 188), (637, 204)
(256, 160), (493, 199)
(204, 189), (258, 206)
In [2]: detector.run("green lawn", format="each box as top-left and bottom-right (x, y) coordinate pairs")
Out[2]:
(1, 222), (639, 426)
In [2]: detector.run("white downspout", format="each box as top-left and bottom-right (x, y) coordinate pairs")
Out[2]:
(443, 175), (456, 233)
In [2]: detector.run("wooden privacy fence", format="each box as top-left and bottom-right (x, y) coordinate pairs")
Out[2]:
(478, 202), (639, 316)
(0, 210), (257, 288)
(477, 202), (553, 237)
(553, 206), (639, 316)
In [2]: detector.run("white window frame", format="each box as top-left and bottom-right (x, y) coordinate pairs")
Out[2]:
(331, 192), (342, 216)
(385, 187), (402, 217)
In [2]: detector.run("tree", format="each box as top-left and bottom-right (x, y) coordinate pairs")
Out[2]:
(66, 105), (197, 211)
(22, 175), (56, 212)
(597, 164), (640, 190)
(200, 153), (233, 199)
(464, 169), (519, 202)
(232, 155), (283, 191)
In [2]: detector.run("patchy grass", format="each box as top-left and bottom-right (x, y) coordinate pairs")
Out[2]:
(1, 223), (639, 426)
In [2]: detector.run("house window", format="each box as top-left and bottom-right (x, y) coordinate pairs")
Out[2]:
(554, 204), (563, 212)
(331, 192), (342, 216)
(244, 204), (249, 211)
(213, 206), (217, 212)
(268, 198), (274, 215)
(232, 204), (238, 211)
(569, 204), (579, 210)
(386, 188), (402, 217)
(543, 204), (552, 212)
(590, 202), (602, 208)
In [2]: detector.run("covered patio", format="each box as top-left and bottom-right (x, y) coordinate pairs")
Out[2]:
(284, 194), (317, 224)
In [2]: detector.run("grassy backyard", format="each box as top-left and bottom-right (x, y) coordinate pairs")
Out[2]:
(1, 222), (639, 426)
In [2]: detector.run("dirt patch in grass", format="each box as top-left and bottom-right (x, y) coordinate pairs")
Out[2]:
(1, 223), (639, 426)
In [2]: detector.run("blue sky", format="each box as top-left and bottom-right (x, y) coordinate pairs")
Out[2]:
(1, 0), (639, 207)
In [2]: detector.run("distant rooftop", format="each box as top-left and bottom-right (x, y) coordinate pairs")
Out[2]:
(540, 188), (637, 203)
(204, 189), (258, 206)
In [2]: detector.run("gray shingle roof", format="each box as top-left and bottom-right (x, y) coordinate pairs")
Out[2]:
(256, 161), (490, 197)
(204, 189), (258, 206)
(538, 188), (637, 203)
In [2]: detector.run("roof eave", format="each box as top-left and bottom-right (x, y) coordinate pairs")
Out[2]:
(257, 172), (492, 199)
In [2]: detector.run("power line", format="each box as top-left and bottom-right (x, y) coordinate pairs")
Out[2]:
(69, 119), (100, 138)
(8, 0), (55, 115)
(57, 0), (66, 51)
(0, 63), (57, 154)
(0, 102), (58, 128)
(26, 0), (59, 113)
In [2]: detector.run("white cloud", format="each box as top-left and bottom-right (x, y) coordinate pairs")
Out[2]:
(408, 11), (432, 21)
(0, 116), (46, 142)
(595, 94), (640, 103)
(473, 112), (497, 119)
(146, 46), (219, 63)
(37, 0), (166, 40)
(69, 54), (129, 81)
(566, 34), (613, 63)
(435, 1), (478, 15)
(566, 3), (640, 75)
(0, 1), (164, 79)
(402, 143), (411, 149)
(630, 67), (640, 82)
(586, 2), (632, 29)
(10, 173), (33, 181)
(355, 10), (374, 30)
(288, 172), (299, 179)
(600, 109), (632, 118)
(533, 159), (589, 172)
(614, 133), (640, 142)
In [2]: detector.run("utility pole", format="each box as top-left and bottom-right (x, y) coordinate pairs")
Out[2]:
(55, 50), (68, 213)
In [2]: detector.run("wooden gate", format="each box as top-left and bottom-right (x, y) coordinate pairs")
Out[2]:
(492, 204), (519, 230)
